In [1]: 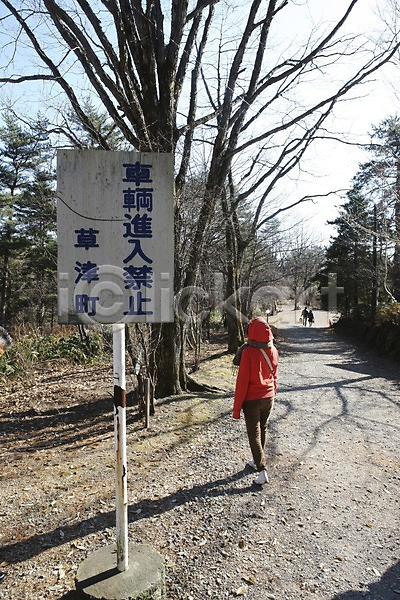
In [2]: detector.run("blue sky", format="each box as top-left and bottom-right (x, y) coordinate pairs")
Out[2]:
(276, 0), (399, 244)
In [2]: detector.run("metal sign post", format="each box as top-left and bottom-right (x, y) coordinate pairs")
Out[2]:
(113, 323), (128, 572)
(58, 150), (174, 595)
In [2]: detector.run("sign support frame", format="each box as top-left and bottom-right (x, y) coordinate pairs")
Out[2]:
(113, 323), (129, 572)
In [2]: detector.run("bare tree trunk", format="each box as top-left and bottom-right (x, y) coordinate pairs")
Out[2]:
(222, 190), (243, 352)
(0, 225), (11, 326)
(393, 158), (400, 301)
(152, 321), (182, 398)
(225, 266), (243, 352)
(354, 242), (360, 317)
(371, 204), (379, 325)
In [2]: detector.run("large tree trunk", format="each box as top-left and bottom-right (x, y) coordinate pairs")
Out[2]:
(224, 208), (241, 352)
(353, 241), (360, 320)
(222, 179), (246, 352)
(225, 245), (246, 352)
(152, 321), (182, 398)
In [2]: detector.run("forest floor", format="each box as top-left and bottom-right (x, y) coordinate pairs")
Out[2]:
(0, 308), (399, 600)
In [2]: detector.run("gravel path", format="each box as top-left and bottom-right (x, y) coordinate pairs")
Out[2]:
(163, 310), (400, 599)
(0, 310), (399, 599)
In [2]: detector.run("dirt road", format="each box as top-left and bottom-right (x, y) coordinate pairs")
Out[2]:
(256, 309), (400, 599)
(0, 311), (399, 599)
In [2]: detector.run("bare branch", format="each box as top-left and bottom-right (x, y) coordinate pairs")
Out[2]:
(186, 0), (220, 23)
(1, 0), (114, 149)
(0, 74), (55, 83)
(248, 0), (361, 105)
(175, 12), (203, 104)
(257, 190), (348, 231)
(232, 38), (400, 158)
(42, 0), (142, 148)
(176, 5), (215, 194)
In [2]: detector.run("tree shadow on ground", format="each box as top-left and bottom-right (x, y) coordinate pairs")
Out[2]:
(37, 366), (112, 385)
(156, 390), (228, 408)
(0, 395), (143, 454)
(331, 561), (400, 600)
(326, 359), (400, 387)
(0, 466), (255, 567)
(281, 325), (400, 384)
(274, 354), (399, 469)
(278, 324), (400, 390)
(278, 326), (354, 356)
(0, 387), (232, 456)
(200, 348), (230, 362)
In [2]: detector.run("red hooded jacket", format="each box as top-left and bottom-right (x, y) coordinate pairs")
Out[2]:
(233, 317), (279, 419)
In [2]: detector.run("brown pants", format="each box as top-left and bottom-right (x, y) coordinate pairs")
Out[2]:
(242, 397), (275, 472)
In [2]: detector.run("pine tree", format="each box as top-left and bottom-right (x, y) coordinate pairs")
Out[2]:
(324, 187), (372, 319)
(0, 112), (56, 326)
(368, 117), (400, 301)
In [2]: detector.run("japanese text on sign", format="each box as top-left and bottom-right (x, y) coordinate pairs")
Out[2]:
(57, 150), (174, 324)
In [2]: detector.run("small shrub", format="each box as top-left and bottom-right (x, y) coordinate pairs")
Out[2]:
(376, 303), (400, 326)
(0, 329), (107, 379)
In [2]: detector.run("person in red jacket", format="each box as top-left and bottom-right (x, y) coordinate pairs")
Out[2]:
(233, 317), (278, 485)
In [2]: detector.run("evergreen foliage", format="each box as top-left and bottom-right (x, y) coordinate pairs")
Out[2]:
(0, 112), (56, 327)
(323, 187), (373, 318)
(321, 115), (400, 333)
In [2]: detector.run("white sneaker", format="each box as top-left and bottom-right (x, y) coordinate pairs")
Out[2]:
(254, 470), (269, 485)
(247, 459), (257, 470)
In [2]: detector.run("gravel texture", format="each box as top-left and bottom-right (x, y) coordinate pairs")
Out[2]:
(0, 309), (399, 599)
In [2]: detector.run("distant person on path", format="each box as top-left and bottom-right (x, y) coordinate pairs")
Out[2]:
(233, 317), (279, 486)
(0, 326), (12, 356)
(308, 309), (315, 326)
(301, 306), (309, 326)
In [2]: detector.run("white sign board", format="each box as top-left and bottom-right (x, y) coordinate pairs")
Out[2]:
(57, 150), (174, 324)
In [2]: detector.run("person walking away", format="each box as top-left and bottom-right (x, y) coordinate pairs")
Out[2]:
(233, 317), (279, 485)
(308, 309), (315, 326)
(301, 306), (308, 326)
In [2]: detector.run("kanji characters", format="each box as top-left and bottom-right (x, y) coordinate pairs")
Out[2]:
(124, 265), (153, 290)
(121, 164), (155, 313)
(123, 213), (153, 263)
(123, 213), (152, 239)
(74, 228), (99, 250)
(70, 159), (157, 321)
(124, 292), (153, 316)
(74, 261), (99, 284)
(75, 294), (99, 316)
(123, 161), (152, 185)
(123, 188), (153, 212)
(123, 240), (153, 264)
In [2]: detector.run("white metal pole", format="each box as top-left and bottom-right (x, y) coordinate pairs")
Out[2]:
(112, 323), (128, 572)
(145, 378), (150, 429)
